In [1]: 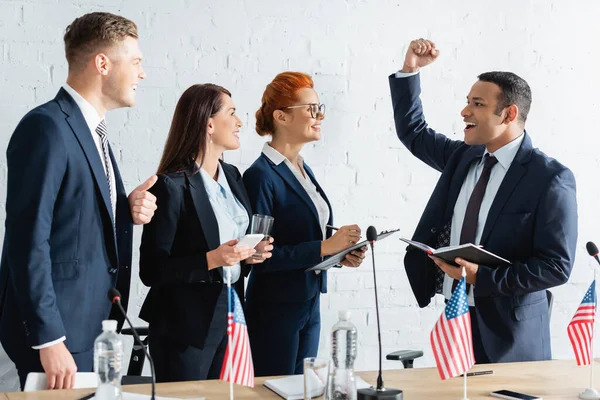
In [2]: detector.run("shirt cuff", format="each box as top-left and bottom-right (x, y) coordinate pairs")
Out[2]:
(395, 70), (420, 78)
(32, 336), (66, 350)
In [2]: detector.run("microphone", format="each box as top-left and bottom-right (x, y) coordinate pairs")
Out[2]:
(108, 289), (156, 400)
(367, 226), (378, 244)
(587, 241), (600, 265)
(357, 226), (403, 400)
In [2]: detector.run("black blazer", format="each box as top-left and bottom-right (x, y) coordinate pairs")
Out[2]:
(139, 161), (252, 349)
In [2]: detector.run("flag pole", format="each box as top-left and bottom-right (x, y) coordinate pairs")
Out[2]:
(580, 273), (599, 400)
(226, 268), (234, 400)
(591, 272), (596, 392)
(460, 267), (469, 400)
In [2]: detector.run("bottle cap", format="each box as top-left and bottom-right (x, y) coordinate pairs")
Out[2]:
(102, 320), (118, 332)
(339, 310), (351, 321)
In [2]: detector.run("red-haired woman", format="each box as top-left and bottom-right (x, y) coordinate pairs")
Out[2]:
(243, 72), (367, 376)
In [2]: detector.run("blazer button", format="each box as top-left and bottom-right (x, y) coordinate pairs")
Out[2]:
(431, 227), (437, 234)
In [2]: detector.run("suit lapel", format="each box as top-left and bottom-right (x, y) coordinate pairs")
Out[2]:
(304, 163), (333, 225)
(222, 162), (252, 223)
(56, 89), (114, 226)
(271, 161), (321, 225)
(443, 146), (485, 222)
(186, 171), (221, 251)
(480, 133), (532, 245)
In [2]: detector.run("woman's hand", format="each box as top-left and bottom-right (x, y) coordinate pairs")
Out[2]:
(245, 237), (275, 265)
(321, 224), (361, 256)
(206, 239), (256, 270)
(340, 246), (368, 267)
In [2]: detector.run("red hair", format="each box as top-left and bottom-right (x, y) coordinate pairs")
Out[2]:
(255, 72), (314, 136)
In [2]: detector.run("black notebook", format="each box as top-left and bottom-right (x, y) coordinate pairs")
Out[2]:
(305, 229), (400, 272)
(400, 238), (511, 267)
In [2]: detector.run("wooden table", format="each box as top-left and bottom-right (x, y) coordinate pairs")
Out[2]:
(2, 359), (597, 399)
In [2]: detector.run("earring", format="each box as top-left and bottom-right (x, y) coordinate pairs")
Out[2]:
(209, 134), (213, 144)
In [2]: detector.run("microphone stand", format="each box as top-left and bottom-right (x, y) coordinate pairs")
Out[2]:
(357, 227), (403, 400)
(112, 295), (156, 400)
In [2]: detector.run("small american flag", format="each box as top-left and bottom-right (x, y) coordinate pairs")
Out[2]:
(568, 280), (597, 366)
(220, 285), (254, 387)
(430, 276), (475, 380)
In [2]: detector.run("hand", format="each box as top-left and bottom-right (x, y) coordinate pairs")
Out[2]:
(128, 175), (158, 225)
(321, 224), (361, 256)
(207, 239), (256, 270)
(340, 246), (368, 267)
(402, 38), (440, 73)
(245, 237), (274, 265)
(429, 255), (479, 285)
(39, 342), (77, 390)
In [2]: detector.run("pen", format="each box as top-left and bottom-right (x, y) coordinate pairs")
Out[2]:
(460, 370), (494, 377)
(326, 225), (339, 231)
(77, 393), (95, 400)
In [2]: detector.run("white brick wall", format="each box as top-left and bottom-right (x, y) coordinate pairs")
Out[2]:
(1, 0), (599, 392)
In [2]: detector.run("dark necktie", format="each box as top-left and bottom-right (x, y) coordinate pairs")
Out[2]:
(452, 154), (498, 294)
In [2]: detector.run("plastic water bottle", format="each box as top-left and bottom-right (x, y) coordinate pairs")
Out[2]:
(94, 320), (123, 400)
(328, 310), (358, 400)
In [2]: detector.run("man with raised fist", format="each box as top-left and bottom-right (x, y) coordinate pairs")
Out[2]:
(391, 38), (577, 363)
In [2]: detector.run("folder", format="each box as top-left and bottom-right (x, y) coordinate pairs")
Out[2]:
(305, 229), (399, 272)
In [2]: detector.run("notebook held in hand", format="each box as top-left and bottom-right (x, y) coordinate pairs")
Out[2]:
(400, 238), (511, 267)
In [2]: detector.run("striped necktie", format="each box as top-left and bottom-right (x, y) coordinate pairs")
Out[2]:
(95, 120), (115, 218)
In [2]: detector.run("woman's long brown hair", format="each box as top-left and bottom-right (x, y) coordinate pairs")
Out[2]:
(157, 84), (231, 175)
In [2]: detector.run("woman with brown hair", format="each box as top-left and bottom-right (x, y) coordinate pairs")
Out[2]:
(243, 72), (367, 376)
(138, 84), (273, 382)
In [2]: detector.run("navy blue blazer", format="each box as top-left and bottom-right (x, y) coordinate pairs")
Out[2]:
(243, 153), (333, 304)
(0, 89), (133, 357)
(389, 73), (578, 362)
(138, 162), (251, 349)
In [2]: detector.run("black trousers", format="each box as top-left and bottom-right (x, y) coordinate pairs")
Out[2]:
(470, 306), (490, 364)
(148, 289), (228, 383)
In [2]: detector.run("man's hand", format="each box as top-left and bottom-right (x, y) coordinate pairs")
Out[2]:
(128, 175), (158, 225)
(39, 342), (77, 390)
(429, 255), (478, 285)
(402, 38), (440, 73)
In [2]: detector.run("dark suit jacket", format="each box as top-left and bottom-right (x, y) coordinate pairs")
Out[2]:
(389, 73), (578, 362)
(138, 162), (251, 349)
(0, 88), (133, 359)
(242, 153), (333, 304)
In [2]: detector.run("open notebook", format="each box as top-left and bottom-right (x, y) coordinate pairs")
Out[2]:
(264, 374), (372, 400)
(400, 238), (511, 267)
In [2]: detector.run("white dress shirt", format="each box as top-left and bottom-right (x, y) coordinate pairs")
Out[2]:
(443, 134), (525, 306)
(262, 143), (330, 239)
(200, 164), (249, 284)
(62, 84), (117, 219)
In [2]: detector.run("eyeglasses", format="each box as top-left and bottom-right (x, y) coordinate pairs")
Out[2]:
(281, 103), (325, 119)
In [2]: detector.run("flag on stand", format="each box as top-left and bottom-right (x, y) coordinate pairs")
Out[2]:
(430, 276), (475, 380)
(568, 280), (597, 366)
(220, 285), (254, 387)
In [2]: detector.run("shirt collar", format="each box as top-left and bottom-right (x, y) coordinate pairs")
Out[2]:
(262, 142), (304, 166)
(62, 84), (105, 133)
(199, 162), (230, 196)
(482, 133), (525, 170)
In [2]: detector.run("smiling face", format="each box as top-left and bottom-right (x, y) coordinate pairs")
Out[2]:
(101, 36), (146, 109)
(283, 88), (325, 144)
(460, 80), (512, 148)
(208, 93), (243, 151)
